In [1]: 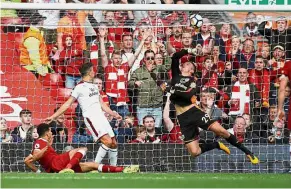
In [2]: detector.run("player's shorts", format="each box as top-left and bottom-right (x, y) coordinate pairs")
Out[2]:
(84, 113), (115, 141)
(177, 105), (217, 144)
(50, 152), (82, 173)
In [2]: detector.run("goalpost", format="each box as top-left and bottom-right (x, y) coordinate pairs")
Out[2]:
(0, 2), (290, 173)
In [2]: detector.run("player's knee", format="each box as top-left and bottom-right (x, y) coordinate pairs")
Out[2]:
(217, 129), (230, 138)
(189, 148), (201, 157)
(103, 138), (113, 148)
(111, 142), (117, 149)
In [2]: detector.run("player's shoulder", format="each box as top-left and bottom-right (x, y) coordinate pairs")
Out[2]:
(33, 138), (47, 150)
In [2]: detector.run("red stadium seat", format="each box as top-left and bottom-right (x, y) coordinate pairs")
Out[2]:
(50, 87), (72, 103)
(41, 73), (65, 89)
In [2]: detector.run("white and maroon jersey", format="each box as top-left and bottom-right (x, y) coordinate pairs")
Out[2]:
(71, 81), (102, 117)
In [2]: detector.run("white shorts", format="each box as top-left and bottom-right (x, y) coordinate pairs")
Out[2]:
(84, 113), (115, 141)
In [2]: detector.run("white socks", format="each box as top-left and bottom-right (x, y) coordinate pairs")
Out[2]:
(95, 144), (109, 163)
(95, 144), (118, 165)
(108, 148), (118, 166)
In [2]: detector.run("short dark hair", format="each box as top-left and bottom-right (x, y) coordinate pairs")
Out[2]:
(37, 123), (50, 137)
(255, 55), (263, 60)
(143, 115), (155, 124)
(79, 63), (93, 77)
(144, 50), (155, 57)
(19, 109), (32, 117)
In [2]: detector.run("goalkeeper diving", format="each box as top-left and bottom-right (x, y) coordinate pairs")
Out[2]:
(24, 123), (139, 173)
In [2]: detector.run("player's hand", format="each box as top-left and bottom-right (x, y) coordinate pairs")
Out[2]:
(142, 30), (152, 41)
(165, 28), (172, 37)
(44, 116), (54, 124)
(277, 109), (286, 121)
(113, 111), (122, 121)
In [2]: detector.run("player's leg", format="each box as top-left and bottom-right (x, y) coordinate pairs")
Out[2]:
(208, 122), (259, 164)
(78, 162), (139, 173)
(97, 114), (118, 165)
(178, 106), (230, 157)
(95, 134), (113, 163)
(64, 147), (87, 170)
(108, 137), (118, 166)
(84, 116), (113, 163)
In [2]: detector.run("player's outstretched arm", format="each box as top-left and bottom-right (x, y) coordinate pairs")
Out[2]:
(45, 97), (75, 123)
(24, 146), (48, 172)
(163, 93), (174, 132)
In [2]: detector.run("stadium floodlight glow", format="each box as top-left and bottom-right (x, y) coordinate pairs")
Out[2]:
(1, 3), (291, 11)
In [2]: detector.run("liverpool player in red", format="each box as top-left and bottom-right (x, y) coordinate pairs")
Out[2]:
(278, 60), (291, 130)
(24, 123), (139, 173)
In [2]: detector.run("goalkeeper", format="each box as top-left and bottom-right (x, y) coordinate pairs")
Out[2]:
(169, 49), (259, 164)
(24, 123), (139, 173)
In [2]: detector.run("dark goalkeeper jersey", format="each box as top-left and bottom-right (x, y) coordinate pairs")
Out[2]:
(170, 49), (197, 107)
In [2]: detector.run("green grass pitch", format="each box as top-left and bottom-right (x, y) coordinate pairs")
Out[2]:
(1, 173), (290, 188)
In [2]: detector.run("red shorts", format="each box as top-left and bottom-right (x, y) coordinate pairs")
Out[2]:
(50, 152), (82, 173)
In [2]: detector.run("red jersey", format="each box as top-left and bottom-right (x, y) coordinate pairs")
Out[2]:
(32, 138), (58, 173)
(169, 36), (183, 52)
(281, 61), (291, 130)
(168, 125), (183, 144)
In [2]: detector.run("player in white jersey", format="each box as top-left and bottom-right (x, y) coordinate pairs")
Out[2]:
(45, 63), (122, 166)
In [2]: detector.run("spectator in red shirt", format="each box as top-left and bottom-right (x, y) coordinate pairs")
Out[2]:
(143, 115), (166, 143)
(197, 56), (219, 91)
(103, 9), (134, 47)
(93, 76), (109, 107)
(165, 21), (183, 54)
(269, 45), (286, 84)
(101, 30), (152, 118)
(248, 55), (270, 108)
(130, 126), (147, 143)
(232, 38), (256, 69)
(137, 6), (166, 42)
(58, 35), (84, 88)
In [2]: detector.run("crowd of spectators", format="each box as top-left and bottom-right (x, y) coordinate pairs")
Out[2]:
(1, 0), (290, 145)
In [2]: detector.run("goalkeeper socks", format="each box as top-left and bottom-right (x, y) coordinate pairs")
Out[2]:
(199, 142), (219, 154)
(225, 133), (252, 155)
(95, 144), (109, 163)
(66, 149), (86, 169)
(97, 164), (124, 173)
(108, 148), (118, 166)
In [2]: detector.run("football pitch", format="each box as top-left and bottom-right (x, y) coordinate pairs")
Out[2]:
(1, 173), (291, 188)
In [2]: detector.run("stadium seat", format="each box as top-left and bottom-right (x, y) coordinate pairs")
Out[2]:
(41, 73), (65, 89)
(50, 87), (72, 103)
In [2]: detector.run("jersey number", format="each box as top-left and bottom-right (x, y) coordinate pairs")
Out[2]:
(202, 114), (210, 124)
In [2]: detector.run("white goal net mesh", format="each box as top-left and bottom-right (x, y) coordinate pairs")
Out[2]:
(0, 2), (290, 173)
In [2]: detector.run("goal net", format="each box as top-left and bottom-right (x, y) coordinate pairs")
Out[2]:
(1, 2), (290, 173)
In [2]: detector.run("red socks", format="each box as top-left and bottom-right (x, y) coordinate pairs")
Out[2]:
(66, 152), (83, 169)
(99, 165), (124, 173)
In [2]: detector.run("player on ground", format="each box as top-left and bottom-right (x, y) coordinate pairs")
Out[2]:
(45, 63), (121, 167)
(169, 49), (259, 164)
(24, 123), (139, 173)
(278, 60), (291, 130)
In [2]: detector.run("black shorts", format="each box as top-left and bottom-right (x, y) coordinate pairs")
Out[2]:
(177, 105), (217, 144)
